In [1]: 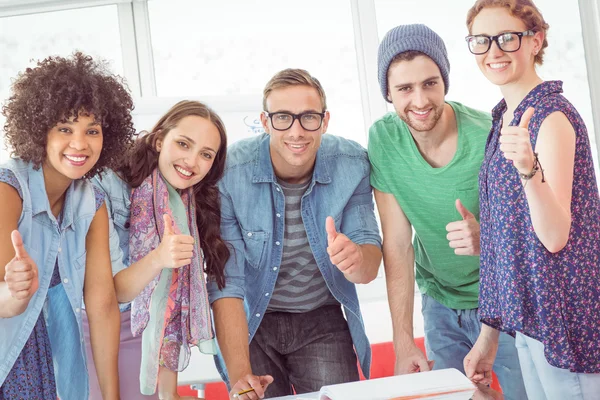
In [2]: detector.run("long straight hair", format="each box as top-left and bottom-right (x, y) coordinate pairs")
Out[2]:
(120, 100), (229, 289)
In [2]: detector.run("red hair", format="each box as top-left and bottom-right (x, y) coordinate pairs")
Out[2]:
(466, 0), (549, 65)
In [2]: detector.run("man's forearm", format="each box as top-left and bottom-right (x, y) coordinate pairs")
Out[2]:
(213, 298), (252, 384)
(385, 246), (417, 355)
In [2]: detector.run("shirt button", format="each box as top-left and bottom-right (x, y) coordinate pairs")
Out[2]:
(275, 241), (280, 246)
(276, 213), (281, 218)
(255, 313), (260, 318)
(75, 308), (81, 313)
(276, 187), (281, 192)
(273, 267), (278, 271)
(265, 293), (269, 297)
(58, 247), (62, 253)
(247, 232), (253, 237)
(63, 278), (69, 284)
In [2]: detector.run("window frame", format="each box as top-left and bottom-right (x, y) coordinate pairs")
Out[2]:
(1, 0), (600, 303)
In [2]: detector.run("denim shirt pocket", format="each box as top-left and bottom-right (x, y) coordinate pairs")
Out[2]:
(112, 208), (130, 230)
(112, 208), (131, 248)
(74, 251), (87, 270)
(240, 227), (268, 269)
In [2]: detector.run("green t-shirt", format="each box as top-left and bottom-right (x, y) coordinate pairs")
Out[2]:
(368, 101), (491, 309)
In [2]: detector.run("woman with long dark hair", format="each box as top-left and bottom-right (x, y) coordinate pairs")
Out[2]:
(83, 100), (229, 400)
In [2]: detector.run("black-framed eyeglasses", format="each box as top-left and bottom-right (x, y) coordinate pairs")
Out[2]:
(265, 111), (326, 131)
(465, 30), (535, 55)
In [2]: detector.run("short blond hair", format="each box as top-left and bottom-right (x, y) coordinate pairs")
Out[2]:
(262, 68), (327, 111)
(466, 0), (549, 65)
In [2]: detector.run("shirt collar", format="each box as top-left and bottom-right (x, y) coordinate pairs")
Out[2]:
(29, 163), (75, 229)
(492, 80), (563, 123)
(252, 134), (332, 185)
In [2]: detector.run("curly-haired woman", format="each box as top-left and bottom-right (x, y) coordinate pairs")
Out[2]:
(0, 52), (135, 400)
(84, 100), (229, 400)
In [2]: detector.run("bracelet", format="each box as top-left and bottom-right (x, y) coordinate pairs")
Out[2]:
(519, 152), (545, 182)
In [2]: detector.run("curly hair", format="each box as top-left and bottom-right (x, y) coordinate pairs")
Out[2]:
(2, 52), (136, 177)
(466, 0), (549, 65)
(120, 100), (229, 290)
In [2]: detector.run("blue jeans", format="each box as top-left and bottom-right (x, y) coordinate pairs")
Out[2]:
(249, 305), (359, 398)
(421, 294), (527, 400)
(515, 332), (600, 399)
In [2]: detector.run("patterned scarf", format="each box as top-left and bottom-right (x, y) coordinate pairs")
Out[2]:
(129, 169), (213, 395)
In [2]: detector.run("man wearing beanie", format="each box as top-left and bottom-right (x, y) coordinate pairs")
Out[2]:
(368, 24), (526, 399)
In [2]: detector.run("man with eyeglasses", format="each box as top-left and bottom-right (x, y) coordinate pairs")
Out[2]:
(368, 24), (527, 399)
(208, 68), (382, 399)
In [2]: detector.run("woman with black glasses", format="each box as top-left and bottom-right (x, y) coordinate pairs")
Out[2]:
(462, 0), (600, 398)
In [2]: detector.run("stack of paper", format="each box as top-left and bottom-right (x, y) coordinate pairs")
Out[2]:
(270, 368), (476, 400)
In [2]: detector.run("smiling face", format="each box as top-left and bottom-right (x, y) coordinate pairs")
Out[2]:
(155, 115), (221, 190)
(470, 7), (543, 87)
(261, 84), (329, 183)
(387, 54), (446, 133)
(43, 113), (103, 182)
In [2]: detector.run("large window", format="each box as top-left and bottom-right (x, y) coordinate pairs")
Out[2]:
(374, 0), (597, 168)
(147, 0), (365, 144)
(131, 97), (265, 145)
(0, 4), (123, 162)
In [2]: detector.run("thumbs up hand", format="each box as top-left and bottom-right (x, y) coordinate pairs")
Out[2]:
(155, 214), (195, 269)
(326, 216), (363, 275)
(446, 199), (480, 256)
(499, 107), (536, 175)
(4, 230), (39, 300)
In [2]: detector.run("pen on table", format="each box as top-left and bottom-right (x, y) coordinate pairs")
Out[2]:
(232, 387), (255, 398)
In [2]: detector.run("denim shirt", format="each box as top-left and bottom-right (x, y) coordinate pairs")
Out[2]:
(91, 170), (131, 312)
(92, 170), (131, 275)
(0, 159), (103, 399)
(207, 133), (382, 382)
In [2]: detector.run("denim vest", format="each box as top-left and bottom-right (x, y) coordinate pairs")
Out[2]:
(91, 171), (131, 311)
(93, 171), (130, 265)
(0, 159), (100, 399)
(207, 134), (382, 382)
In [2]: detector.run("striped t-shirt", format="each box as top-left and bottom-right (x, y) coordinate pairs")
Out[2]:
(267, 179), (338, 313)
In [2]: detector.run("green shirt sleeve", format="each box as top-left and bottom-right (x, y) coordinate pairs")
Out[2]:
(368, 121), (393, 194)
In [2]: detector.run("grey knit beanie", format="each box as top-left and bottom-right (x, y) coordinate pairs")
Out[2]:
(377, 24), (450, 102)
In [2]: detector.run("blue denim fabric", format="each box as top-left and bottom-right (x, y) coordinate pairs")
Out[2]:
(92, 170), (131, 268)
(0, 159), (101, 399)
(207, 133), (382, 383)
(91, 171), (131, 312)
(515, 332), (600, 400)
(421, 294), (527, 400)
